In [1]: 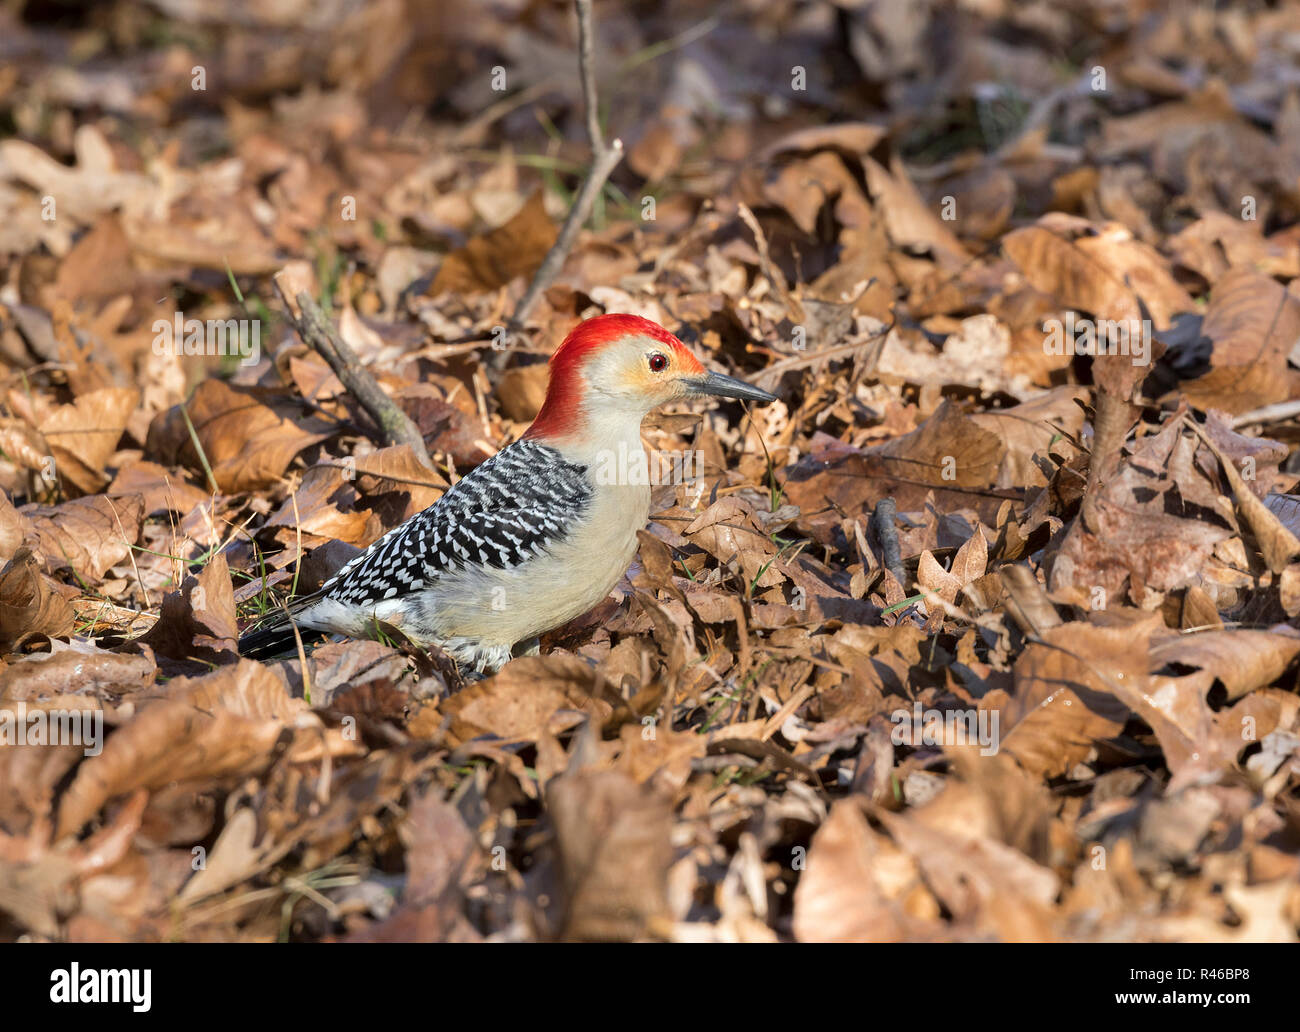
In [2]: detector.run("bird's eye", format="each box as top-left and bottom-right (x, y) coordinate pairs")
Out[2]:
(648, 353), (668, 372)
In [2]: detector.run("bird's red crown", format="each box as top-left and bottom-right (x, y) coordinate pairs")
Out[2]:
(524, 314), (701, 441)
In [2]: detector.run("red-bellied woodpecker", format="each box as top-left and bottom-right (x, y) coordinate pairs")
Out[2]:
(238, 314), (776, 673)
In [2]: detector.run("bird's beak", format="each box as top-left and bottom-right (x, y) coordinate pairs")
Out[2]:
(684, 370), (776, 404)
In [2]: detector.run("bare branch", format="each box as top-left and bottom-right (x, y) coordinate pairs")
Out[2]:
(870, 497), (907, 589)
(1232, 398), (1300, 428)
(273, 278), (432, 469)
(511, 0), (624, 327)
(576, 0), (604, 150)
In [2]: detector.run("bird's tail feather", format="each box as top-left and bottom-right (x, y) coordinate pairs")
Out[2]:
(239, 586), (331, 659)
(238, 615), (328, 659)
(238, 619), (299, 659)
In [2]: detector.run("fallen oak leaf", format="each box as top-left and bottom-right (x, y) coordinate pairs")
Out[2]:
(989, 616), (1147, 780)
(681, 495), (785, 590)
(106, 460), (209, 517)
(1184, 415), (1300, 573)
(135, 552), (240, 667)
(21, 493), (145, 582)
(546, 769), (674, 942)
(0, 548), (76, 654)
(917, 528), (987, 607)
(438, 653), (615, 747)
(1181, 269), (1300, 415)
(344, 789), (482, 942)
(0, 788), (148, 939)
(793, 798), (928, 943)
(1051, 411), (1234, 602)
(55, 659), (337, 839)
(0, 643), (153, 702)
(38, 387), (138, 496)
(429, 189), (557, 296)
(146, 379), (333, 493)
(1149, 629), (1300, 703)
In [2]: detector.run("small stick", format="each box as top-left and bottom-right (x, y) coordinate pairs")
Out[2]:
(737, 202), (803, 322)
(870, 497), (907, 588)
(576, 0), (604, 150)
(1232, 398), (1300, 428)
(274, 279), (432, 469)
(511, 0), (624, 327)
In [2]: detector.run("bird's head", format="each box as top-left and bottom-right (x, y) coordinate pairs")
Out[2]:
(524, 314), (775, 444)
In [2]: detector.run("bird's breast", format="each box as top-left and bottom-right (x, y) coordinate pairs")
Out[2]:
(394, 474), (649, 648)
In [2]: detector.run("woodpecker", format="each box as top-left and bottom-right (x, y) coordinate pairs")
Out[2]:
(238, 314), (776, 673)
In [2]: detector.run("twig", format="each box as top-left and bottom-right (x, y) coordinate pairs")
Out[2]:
(870, 497), (907, 588)
(736, 202), (803, 322)
(453, 77), (561, 146)
(511, 0), (625, 326)
(751, 326), (890, 392)
(576, 0), (604, 151)
(274, 279), (431, 469)
(1232, 398), (1300, 428)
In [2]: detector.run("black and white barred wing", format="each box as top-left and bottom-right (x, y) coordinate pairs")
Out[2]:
(322, 440), (591, 609)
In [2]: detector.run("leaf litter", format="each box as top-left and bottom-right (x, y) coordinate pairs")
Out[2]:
(0, 0), (1299, 942)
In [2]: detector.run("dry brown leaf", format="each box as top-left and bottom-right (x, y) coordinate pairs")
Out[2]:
(0, 419), (53, 483)
(0, 548), (75, 654)
(346, 789), (482, 942)
(1191, 416), (1300, 573)
(1149, 631), (1300, 703)
(51, 214), (135, 305)
(763, 151), (866, 236)
(1002, 223), (1141, 324)
(758, 122), (887, 162)
(136, 552), (240, 665)
(547, 770), (674, 941)
(864, 156), (968, 269)
(992, 617), (1146, 779)
(1182, 270), (1300, 415)
(793, 798), (927, 942)
(264, 464), (375, 546)
(1282, 564), (1300, 617)
(21, 493), (144, 582)
(107, 460), (209, 516)
(429, 189), (557, 296)
(682, 495), (783, 589)
(1167, 212), (1300, 283)
(0, 644), (153, 702)
(55, 660), (323, 838)
(1051, 413), (1234, 602)
(38, 387), (138, 495)
(0, 127), (150, 223)
(877, 805), (1060, 941)
(438, 654), (614, 746)
(147, 379), (333, 493)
